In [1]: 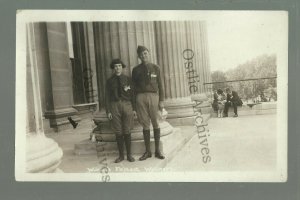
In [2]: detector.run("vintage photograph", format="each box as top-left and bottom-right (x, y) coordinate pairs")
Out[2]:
(15, 10), (288, 182)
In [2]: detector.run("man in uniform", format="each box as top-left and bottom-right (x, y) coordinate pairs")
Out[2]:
(105, 59), (136, 163)
(132, 45), (165, 161)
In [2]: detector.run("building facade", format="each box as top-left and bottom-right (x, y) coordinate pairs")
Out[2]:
(26, 21), (212, 172)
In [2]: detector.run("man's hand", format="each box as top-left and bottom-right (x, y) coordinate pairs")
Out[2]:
(107, 113), (113, 120)
(133, 111), (137, 119)
(158, 101), (164, 111)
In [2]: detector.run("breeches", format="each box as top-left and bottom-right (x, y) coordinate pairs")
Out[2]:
(224, 101), (238, 114)
(136, 93), (159, 130)
(110, 100), (134, 135)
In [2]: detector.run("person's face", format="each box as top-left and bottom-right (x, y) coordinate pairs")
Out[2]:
(114, 63), (123, 76)
(138, 50), (150, 63)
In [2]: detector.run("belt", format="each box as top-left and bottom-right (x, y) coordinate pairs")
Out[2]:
(113, 99), (130, 102)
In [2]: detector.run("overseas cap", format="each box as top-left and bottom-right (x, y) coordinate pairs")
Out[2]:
(137, 45), (149, 54)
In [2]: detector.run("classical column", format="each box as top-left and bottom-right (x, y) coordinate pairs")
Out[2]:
(154, 21), (194, 125)
(154, 21), (213, 125)
(93, 21), (157, 106)
(26, 23), (63, 173)
(43, 22), (80, 131)
(185, 21), (213, 114)
(185, 21), (212, 94)
(92, 21), (173, 141)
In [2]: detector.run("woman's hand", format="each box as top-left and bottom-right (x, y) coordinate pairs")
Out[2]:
(159, 101), (164, 111)
(133, 111), (137, 119)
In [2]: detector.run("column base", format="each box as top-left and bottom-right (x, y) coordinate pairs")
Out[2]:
(73, 102), (97, 119)
(164, 97), (196, 126)
(75, 127), (185, 156)
(166, 116), (196, 126)
(44, 108), (81, 132)
(26, 134), (63, 173)
(191, 93), (213, 115)
(92, 110), (173, 141)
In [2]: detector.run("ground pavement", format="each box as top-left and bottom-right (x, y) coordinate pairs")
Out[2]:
(166, 114), (277, 171)
(47, 114), (277, 173)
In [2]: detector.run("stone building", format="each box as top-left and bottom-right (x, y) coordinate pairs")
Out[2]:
(25, 21), (212, 173)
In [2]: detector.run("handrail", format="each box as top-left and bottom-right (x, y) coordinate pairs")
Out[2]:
(203, 76), (277, 85)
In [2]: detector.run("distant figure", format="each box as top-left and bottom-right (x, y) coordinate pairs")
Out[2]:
(223, 88), (242, 117)
(212, 90), (219, 112)
(260, 92), (268, 102)
(216, 89), (226, 118)
(257, 95), (261, 103)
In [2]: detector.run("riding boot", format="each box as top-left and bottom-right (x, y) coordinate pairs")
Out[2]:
(124, 134), (135, 162)
(154, 128), (165, 159)
(115, 134), (124, 163)
(139, 129), (152, 161)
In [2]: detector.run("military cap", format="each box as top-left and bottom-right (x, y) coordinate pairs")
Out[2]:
(137, 45), (149, 54)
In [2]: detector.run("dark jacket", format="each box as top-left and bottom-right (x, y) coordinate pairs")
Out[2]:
(212, 92), (219, 111)
(227, 91), (243, 106)
(105, 74), (135, 114)
(132, 63), (164, 101)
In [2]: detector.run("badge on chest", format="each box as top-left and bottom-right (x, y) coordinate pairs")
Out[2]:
(150, 73), (157, 78)
(124, 85), (131, 91)
(149, 72), (157, 83)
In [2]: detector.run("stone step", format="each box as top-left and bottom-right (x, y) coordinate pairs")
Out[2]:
(74, 127), (193, 172)
(75, 128), (185, 156)
(167, 113), (211, 126)
(211, 102), (277, 117)
(108, 127), (196, 172)
(238, 108), (276, 116)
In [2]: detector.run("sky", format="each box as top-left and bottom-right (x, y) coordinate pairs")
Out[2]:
(204, 12), (287, 72)
(51, 10), (288, 73)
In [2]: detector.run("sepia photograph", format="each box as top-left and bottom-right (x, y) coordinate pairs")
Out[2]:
(15, 10), (288, 182)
